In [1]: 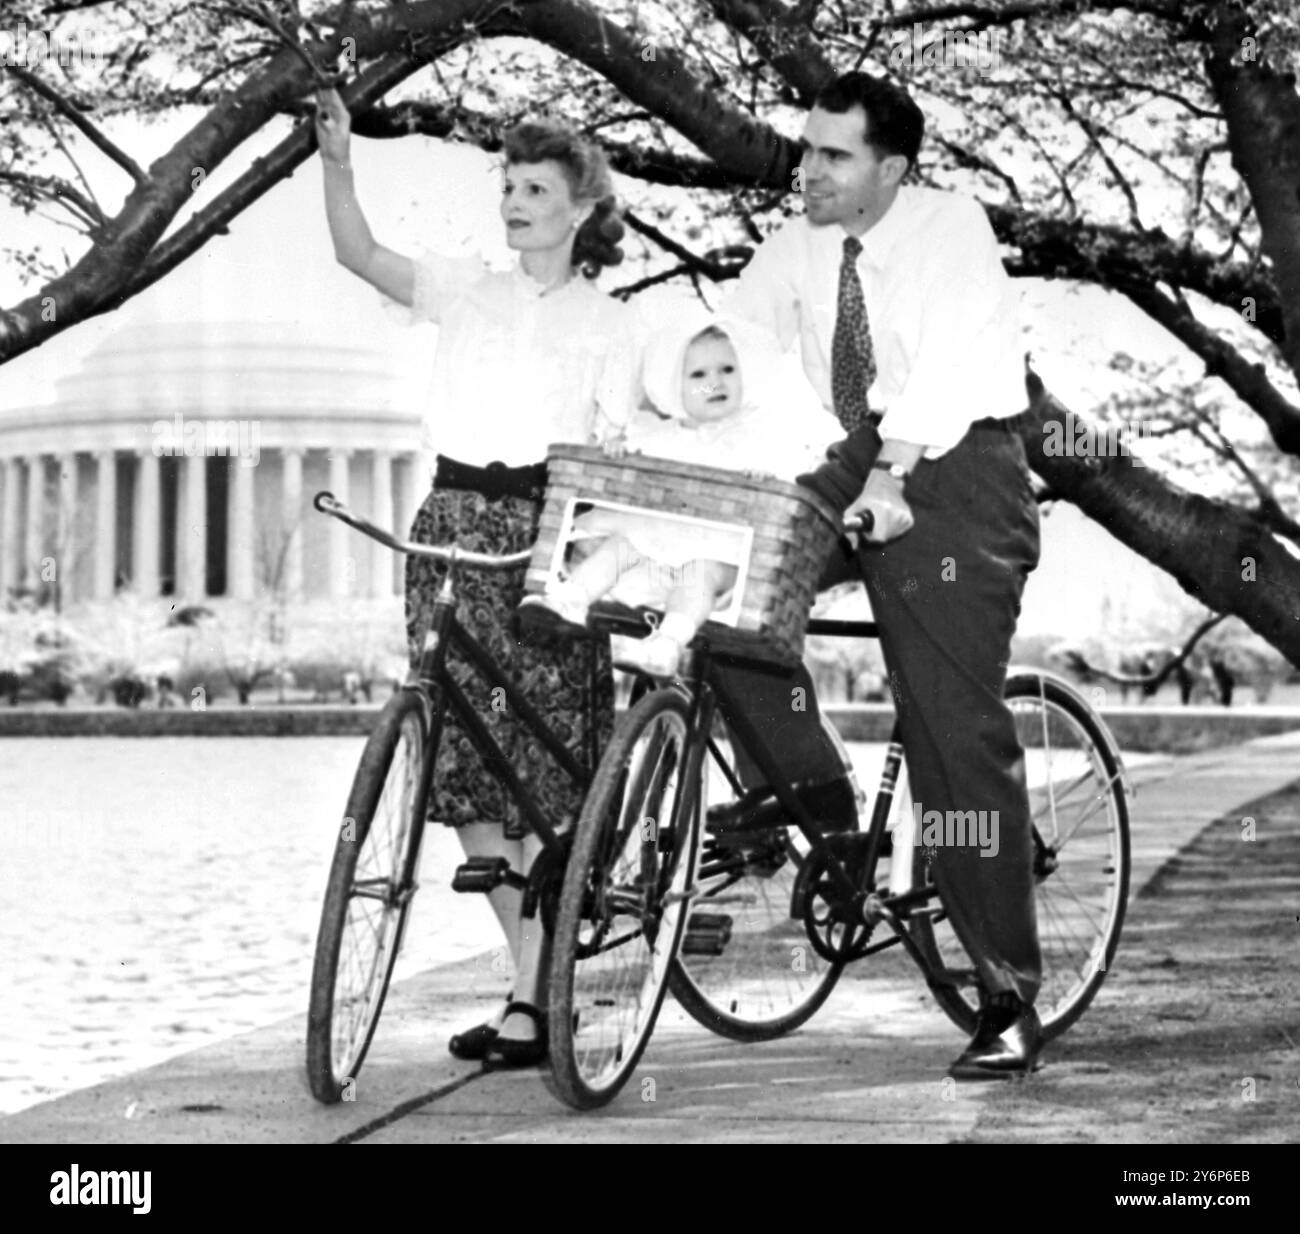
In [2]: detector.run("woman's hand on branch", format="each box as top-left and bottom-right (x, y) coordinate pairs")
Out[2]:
(315, 88), (352, 167)
(316, 85), (413, 305)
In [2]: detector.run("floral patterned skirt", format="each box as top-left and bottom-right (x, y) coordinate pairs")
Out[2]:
(404, 486), (614, 838)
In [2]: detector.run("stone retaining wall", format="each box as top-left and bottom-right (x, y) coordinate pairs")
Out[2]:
(2, 701), (1299, 753)
(824, 704), (1300, 754)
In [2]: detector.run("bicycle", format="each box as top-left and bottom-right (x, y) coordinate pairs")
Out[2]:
(303, 490), (651, 1104)
(544, 589), (1131, 1105)
(308, 477), (1130, 1112)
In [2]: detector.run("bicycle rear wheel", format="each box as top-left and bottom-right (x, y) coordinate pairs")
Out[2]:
(547, 687), (701, 1109)
(306, 688), (434, 1102)
(906, 671), (1130, 1040)
(668, 712), (859, 1040)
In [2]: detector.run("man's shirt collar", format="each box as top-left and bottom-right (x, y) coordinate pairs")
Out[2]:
(850, 186), (911, 269)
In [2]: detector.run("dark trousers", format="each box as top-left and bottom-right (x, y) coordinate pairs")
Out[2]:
(802, 417), (1043, 1003)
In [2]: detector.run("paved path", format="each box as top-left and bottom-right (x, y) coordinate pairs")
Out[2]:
(4, 732), (1297, 1144)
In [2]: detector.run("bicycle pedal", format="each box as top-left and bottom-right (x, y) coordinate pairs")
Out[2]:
(451, 856), (528, 894)
(682, 912), (733, 956)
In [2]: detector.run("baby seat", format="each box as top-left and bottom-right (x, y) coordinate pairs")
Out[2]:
(524, 444), (843, 670)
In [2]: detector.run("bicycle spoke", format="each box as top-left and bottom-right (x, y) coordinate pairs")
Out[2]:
(307, 697), (427, 1102)
(1037, 884), (1095, 970)
(551, 691), (698, 1107)
(911, 673), (1130, 1041)
(1043, 860), (1112, 939)
(1050, 776), (1125, 854)
(670, 717), (852, 1041)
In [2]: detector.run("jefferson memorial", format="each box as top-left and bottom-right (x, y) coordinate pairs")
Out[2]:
(0, 318), (425, 607)
(0, 307), (1207, 643)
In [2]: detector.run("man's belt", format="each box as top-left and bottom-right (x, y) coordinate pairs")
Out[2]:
(433, 455), (548, 503)
(970, 413), (1027, 433)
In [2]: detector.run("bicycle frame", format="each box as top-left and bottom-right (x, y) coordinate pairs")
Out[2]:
(315, 490), (599, 857)
(616, 613), (979, 993)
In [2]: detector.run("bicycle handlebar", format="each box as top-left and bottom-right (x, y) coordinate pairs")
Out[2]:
(317, 485), (870, 572)
(841, 508), (875, 536)
(313, 491), (533, 569)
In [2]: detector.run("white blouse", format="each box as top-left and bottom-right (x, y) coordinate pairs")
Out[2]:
(405, 251), (639, 473)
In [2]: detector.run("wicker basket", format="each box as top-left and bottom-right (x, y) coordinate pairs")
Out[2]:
(525, 444), (843, 669)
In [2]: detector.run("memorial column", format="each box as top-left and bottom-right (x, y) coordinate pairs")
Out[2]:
(133, 451), (160, 598)
(93, 450), (116, 599)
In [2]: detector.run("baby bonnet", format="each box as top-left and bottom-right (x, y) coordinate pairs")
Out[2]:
(640, 309), (779, 420)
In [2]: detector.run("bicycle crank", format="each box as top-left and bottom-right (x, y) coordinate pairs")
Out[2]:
(791, 833), (879, 963)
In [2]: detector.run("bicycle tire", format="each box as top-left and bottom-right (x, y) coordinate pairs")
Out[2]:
(547, 687), (701, 1109)
(306, 688), (435, 1102)
(668, 712), (859, 1041)
(906, 670), (1130, 1041)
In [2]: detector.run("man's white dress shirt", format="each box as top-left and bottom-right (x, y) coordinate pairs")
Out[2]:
(724, 185), (1027, 457)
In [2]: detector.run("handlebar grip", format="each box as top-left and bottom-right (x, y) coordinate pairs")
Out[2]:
(843, 508), (875, 535)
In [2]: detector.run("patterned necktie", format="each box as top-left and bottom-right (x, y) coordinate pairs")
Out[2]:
(831, 234), (877, 433)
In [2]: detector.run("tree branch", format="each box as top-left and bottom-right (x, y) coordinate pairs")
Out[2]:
(992, 205), (1284, 349)
(1055, 91), (1142, 228)
(1061, 613), (1229, 690)
(119, 53), (426, 307)
(706, 0), (837, 104)
(0, 0), (507, 363)
(0, 169), (103, 232)
(338, 95), (744, 188)
(1117, 280), (1300, 456)
(621, 210), (742, 279)
(1203, 6), (1300, 388)
(933, 136), (1022, 205)
(610, 262), (694, 299)
(2, 65), (148, 184)
(514, 0), (796, 187)
(1019, 381), (1300, 666)
(865, 1), (1184, 32)
(1184, 406), (1300, 548)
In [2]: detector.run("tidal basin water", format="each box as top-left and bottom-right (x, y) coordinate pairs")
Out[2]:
(2, 731), (1149, 1116)
(0, 736), (500, 1115)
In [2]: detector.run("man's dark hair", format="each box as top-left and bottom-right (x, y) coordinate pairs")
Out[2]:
(813, 72), (925, 171)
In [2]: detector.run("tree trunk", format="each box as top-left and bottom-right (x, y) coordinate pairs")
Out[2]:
(1021, 380), (1300, 666)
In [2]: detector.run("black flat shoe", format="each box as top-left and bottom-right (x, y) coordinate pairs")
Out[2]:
(448, 1022), (499, 1061)
(484, 1001), (548, 1069)
(948, 1001), (1043, 1080)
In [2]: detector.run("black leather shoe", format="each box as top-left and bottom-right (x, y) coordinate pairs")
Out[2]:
(484, 1001), (548, 1070)
(948, 1001), (1043, 1080)
(448, 1022), (498, 1061)
(707, 777), (858, 835)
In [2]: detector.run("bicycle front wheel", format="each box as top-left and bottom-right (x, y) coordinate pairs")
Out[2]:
(547, 687), (702, 1109)
(668, 712), (858, 1041)
(306, 688), (434, 1103)
(907, 671), (1130, 1040)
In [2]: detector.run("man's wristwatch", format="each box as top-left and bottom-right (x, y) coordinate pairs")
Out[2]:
(872, 460), (910, 481)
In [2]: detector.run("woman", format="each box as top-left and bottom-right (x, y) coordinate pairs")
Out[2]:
(315, 88), (634, 1067)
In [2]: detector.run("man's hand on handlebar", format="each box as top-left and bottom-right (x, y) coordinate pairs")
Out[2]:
(843, 469), (914, 549)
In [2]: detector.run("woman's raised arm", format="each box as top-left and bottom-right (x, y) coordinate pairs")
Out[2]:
(315, 88), (415, 306)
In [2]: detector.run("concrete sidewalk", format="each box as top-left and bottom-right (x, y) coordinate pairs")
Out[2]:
(5, 731), (1298, 1144)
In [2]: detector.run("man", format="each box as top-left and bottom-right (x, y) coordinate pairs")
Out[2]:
(725, 71), (1043, 1078)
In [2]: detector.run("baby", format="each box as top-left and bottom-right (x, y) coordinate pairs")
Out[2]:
(522, 314), (835, 677)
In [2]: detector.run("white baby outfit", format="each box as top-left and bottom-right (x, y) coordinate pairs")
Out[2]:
(578, 313), (837, 601)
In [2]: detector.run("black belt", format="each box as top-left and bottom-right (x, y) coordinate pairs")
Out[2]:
(433, 455), (548, 503)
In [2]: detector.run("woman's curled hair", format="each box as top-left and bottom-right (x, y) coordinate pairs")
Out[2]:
(503, 120), (625, 279)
